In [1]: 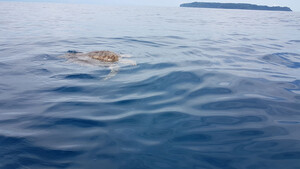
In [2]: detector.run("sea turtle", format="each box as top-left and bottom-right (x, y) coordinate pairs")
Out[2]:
(59, 50), (136, 80)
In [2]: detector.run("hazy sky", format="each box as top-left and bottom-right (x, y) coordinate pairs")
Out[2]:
(3, 0), (300, 11)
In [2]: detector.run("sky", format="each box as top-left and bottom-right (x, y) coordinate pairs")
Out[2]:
(2, 0), (300, 11)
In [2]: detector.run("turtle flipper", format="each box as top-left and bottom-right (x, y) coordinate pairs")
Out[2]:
(104, 64), (119, 80)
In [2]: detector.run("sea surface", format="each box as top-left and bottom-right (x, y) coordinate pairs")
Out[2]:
(0, 2), (300, 169)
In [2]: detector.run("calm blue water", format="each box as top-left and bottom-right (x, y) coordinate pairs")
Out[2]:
(1, 2), (300, 169)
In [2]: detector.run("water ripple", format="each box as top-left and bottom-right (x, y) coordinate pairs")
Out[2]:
(1, 2), (300, 169)
(262, 53), (300, 68)
(0, 135), (82, 168)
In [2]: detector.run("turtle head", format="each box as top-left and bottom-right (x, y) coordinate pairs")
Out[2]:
(67, 50), (81, 54)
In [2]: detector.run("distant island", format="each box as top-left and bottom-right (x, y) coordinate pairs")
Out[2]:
(180, 2), (292, 12)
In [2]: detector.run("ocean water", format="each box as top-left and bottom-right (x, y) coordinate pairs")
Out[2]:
(0, 2), (300, 169)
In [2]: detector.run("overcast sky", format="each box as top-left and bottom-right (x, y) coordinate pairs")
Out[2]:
(3, 0), (300, 11)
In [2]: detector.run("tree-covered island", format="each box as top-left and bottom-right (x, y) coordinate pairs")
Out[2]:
(180, 2), (292, 11)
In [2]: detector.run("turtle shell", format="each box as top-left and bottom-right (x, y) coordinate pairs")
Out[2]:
(87, 51), (120, 62)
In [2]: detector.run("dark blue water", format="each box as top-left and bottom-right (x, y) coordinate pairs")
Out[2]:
(1, 2), (300, 169)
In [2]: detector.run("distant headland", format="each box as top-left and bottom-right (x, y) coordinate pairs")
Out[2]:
(180, 2), (292, 12)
